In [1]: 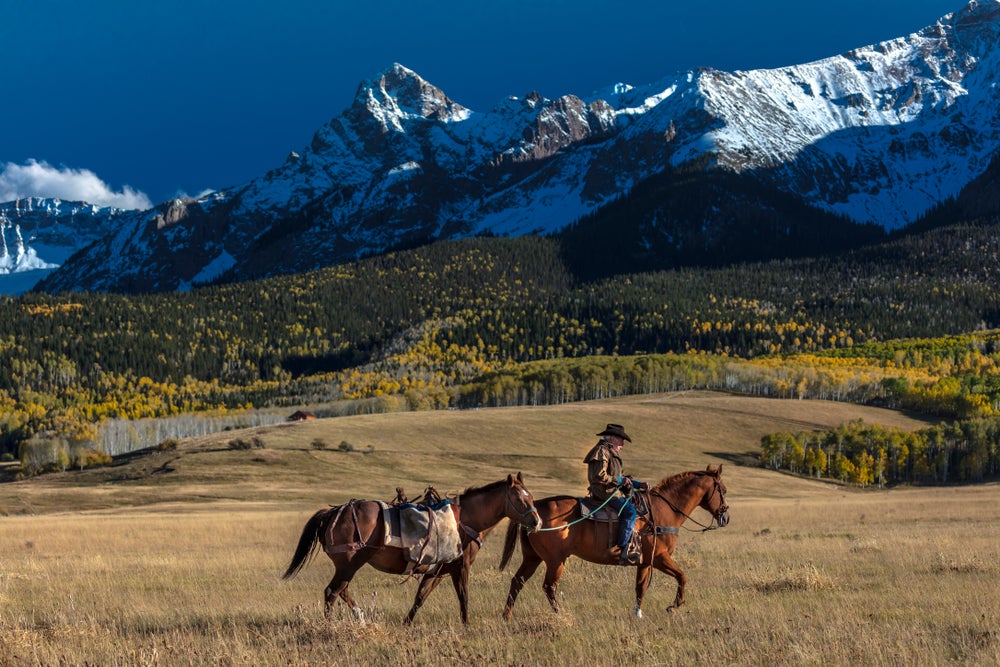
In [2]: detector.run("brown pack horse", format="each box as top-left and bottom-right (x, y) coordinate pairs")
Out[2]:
(500, 465), (729, 619)
(283, 473), (541, 624)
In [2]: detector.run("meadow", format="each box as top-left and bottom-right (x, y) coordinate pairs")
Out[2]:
(2, 391), (998, 666)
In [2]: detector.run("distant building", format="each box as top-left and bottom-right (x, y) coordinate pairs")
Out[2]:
(287, 411), (315, 422)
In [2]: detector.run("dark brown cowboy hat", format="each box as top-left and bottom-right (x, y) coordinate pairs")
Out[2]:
(596, 423), (631, 442)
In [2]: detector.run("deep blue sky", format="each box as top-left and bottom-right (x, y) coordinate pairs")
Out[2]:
(0, 0), (968, 208)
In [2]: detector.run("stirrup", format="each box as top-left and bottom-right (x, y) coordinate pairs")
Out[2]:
(618, 548), (639, 566)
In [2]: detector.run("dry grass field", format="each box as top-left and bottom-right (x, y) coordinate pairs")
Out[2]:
(2, 391), (998, 666)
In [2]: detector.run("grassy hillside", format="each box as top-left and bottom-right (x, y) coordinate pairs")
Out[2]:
(0, 391), (932, 514)
(2, 393), (998, 666)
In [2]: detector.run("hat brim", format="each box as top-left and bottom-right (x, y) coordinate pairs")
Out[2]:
(596, 429), (632, 442)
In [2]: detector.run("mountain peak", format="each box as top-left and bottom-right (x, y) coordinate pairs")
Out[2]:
(27, 1), (1000, 295)
(353, 63), (471, 130)
(948, 0), (1000, 52)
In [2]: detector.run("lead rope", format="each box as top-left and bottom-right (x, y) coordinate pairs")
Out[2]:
(534, 490), (620, 532)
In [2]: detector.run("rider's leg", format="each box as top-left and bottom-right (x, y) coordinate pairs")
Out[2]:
(616, 501), (638, 564)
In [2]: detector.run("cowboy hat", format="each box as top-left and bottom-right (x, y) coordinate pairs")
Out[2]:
(596, 423), (631, 442)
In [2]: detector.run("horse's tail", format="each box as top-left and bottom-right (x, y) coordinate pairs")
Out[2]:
(498, 517), (524, 571)
(282, 508), (328, 579)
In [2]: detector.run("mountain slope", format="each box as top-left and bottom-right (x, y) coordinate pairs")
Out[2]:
(0, 198), (130, 294)
(31, 0), (1000, 294)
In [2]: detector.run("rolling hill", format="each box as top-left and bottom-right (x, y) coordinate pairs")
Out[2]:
(0, 391), (935, 515)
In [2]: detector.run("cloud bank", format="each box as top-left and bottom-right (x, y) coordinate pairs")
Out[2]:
(0, 160), (152, 210)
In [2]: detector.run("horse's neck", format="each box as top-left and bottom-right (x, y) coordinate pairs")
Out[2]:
(456, 491), (503, 531)
(656, 479), (708, 519)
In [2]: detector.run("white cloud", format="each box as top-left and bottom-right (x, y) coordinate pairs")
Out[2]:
(0, 159), (153, 210)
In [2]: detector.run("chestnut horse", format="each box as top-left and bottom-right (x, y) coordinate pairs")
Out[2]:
(500, 465), (729, 619)
(283, 473), (541, 624)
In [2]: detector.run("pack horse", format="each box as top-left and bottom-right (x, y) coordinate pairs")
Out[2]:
(283, 473), (540, 624)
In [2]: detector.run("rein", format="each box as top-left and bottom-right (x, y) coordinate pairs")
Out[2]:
(651, 480), (725, 533)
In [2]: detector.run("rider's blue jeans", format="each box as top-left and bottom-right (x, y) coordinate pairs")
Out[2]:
(607, 497), (636, 549)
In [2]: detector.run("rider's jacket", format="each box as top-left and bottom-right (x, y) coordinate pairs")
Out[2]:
(584, 438), (623, 501)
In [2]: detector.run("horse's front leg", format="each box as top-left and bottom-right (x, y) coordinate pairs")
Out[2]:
(542, 561), (566, 613)
(450, 560), (472, 625)
(404, 570), (446, 625)
(503, 551), (542, 620)
(633, 564), (653, 618)
(451, 545), (482, 624)
(653, 552), (686, 612)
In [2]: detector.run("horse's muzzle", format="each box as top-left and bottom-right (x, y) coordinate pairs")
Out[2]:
(718, 511), (730, 528)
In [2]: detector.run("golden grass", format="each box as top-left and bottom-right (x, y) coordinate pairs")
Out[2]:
(2, 391), (998, 666)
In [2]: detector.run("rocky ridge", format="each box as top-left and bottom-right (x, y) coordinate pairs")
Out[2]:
(18, 0), (1000, 294)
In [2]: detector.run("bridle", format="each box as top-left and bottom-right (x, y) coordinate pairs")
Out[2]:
(455, 481), (540, 549)
(707, 478), (730, 527)
(505, 482), (540, 531)
(652, 474), (729, 532)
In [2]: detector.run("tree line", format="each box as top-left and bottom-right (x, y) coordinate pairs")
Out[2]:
(759, 417), (1000, 486)
(4, 218), (1000, 473)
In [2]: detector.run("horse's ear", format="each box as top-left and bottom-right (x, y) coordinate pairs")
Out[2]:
(516, 471), (524, 482)
(507, 473), (515, 485)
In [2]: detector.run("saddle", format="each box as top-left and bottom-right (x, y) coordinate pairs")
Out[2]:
(579, 491), (650, 522)
(578, 497), (621, 523)
(579, 495), (651, 559)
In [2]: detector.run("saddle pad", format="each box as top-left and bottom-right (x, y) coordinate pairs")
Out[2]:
(378, 500), (400, 547)
(579, 498), (619, 523)
(380, 501), (462, 565)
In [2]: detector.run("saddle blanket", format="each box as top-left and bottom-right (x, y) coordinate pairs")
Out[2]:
(377, 501), (462, 566)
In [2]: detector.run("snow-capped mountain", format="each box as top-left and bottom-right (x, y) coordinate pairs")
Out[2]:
(28, 0), (1000, 294)
(0, 198), (128, 294)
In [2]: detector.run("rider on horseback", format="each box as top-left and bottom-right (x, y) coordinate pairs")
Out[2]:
(584, 423), (649, 566)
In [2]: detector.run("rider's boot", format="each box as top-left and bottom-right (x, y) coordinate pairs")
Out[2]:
(617, 545), (639, 566)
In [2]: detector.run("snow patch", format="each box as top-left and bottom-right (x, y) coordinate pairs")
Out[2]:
(387, 161), (422, 176)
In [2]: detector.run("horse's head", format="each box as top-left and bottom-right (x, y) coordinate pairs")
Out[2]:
(699, 464), (730, 528)
(506, 472), (542, 532)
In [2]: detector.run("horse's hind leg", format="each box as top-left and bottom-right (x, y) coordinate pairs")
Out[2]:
(503, 551), (542, 620)
(324, 570), (363, 621)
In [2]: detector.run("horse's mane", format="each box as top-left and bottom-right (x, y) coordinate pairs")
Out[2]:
(459, 478), (508, 498)
(651, 470), (710, 494)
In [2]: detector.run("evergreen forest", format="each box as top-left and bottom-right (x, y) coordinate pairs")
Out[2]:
(4, 214), (1000, 480)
